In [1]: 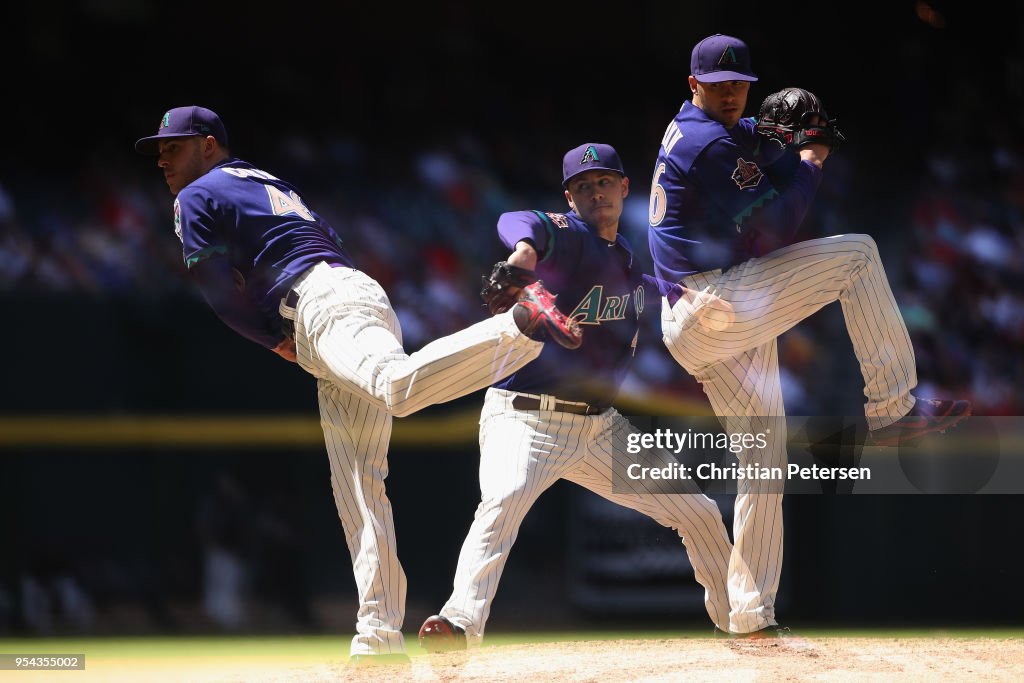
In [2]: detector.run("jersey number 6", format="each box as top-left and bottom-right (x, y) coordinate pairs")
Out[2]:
(649, 162), (667, 227)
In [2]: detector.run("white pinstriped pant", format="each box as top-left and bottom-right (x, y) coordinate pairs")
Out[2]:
(661, 234), (917, 633)
(439, 387), (734, 644)
(281, 262), (542, 655)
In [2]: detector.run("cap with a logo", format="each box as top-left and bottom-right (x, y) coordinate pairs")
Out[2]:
(562, 143), (625, 188)
(135, 106), (229, 155)
(690, 34), (758, 83)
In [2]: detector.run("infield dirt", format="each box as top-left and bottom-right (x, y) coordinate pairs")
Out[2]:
(16, 635), (1021, 682)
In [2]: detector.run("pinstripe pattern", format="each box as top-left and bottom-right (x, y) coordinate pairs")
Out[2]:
(660, 233), (918, 633)
(439, 388), (733, 645)
(317, 381), (407, 655)
(286, 263), (543, 418)
(280, 262), (544, 655)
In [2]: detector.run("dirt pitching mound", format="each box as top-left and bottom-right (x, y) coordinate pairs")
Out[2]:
(41, 636), (1023, 682)
(296, 636), (1021, 682)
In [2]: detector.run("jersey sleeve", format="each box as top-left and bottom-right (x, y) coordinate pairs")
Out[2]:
(176, 188), (285, 350)
(177, 187), (228, 270)
(757, 140), (802, 190)
(496, 210), (552, 258)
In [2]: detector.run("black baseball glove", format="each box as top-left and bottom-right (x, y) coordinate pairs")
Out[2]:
(480, 261), (538, 314)
(756, 87), (846, 151)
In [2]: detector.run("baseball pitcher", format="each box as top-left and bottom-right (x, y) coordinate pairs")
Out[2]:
(418, 143), (734, 651)
(135, 106), (582, 665)
(647, 35), (970, 637)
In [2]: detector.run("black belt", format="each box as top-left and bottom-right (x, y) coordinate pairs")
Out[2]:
(280, 290), (300, 340)
(279, 261), (350, 341)
(511, 394), (607, 416)
(281, 315), (296, 341)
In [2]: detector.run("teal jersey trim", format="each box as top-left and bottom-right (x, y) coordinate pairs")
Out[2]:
(733, 189), (779, 225)
(186, 245), (227, 269)
(531, 210), (558, 264)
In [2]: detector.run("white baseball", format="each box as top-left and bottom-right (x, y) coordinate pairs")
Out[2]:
(686, 286), (735, 332)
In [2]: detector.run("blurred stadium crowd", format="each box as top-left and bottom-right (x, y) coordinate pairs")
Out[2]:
(4, 121), (1022, 633)
(0, 119), (1020, 415)
(2, 0), (1022, 637)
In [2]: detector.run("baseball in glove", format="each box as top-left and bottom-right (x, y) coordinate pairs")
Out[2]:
(480, 261), (538, 314)
(756, 87), (846, 151)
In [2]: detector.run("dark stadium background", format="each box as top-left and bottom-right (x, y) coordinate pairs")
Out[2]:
(1, 0), (1022, 636)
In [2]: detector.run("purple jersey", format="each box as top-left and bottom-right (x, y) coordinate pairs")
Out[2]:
(493, 210), (649, 409)
(174, 158), (354, 349)
(648, 101), (823, 285)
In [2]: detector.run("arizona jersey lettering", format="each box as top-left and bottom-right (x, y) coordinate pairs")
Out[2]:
(493, 210), (650, 408)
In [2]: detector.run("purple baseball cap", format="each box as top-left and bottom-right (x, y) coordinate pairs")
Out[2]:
(690, 34), (758, 83)
(135, 106), (229, 155)
(562, 143), (625, 188)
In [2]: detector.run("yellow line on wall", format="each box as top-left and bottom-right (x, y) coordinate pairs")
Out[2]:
(0, 396), (710, 449)
(0, 414), (479, 449)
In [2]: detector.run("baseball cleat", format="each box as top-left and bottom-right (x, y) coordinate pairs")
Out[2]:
(870, 398), (972, 447)
(418, 614), (467, 653)
(743, 625), (793, 639)
(714, 624), (790, 639)
(727, 625), (816, 652)
(347, 653), (411, 667)
(512, 281), (583, 349)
